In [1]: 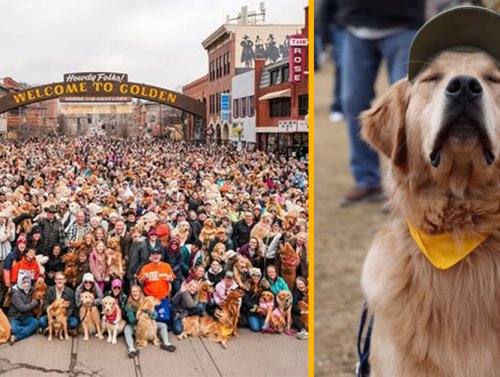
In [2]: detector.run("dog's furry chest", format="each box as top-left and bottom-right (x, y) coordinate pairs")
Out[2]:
(363, 223), (500, 376)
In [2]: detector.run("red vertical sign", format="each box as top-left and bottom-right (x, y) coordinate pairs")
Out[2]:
(289, 34), (308, 84)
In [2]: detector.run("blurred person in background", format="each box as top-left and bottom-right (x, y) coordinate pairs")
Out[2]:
(337, 0), (425, 206)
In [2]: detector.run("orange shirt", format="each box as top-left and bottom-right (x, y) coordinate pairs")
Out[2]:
(11, 257), (40, 284)
(137, 262), (175, 300)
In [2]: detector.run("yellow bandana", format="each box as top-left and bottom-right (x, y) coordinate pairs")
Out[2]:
(407, 222), (489, 270)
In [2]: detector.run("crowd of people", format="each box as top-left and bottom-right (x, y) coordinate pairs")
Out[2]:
(0, 136), (309, 356)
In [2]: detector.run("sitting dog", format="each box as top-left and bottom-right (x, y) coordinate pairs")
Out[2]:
(232, 256), (252, 291)
(135, 296), (161, 348)
(198, 281), (214, 304)
(265, 290), (292, 334)
(256, 290), (274, 316)
(62, 252), (79, 288)
(47, 298), (70, 341)
(32, 279), (48, 319)
(172, 221), (191, 246)
(298, 294), (308, 331)
(101, 296), (125, 344)
(279, 243), (300, 290)
(0, 308), (11, 344)
(358, 9), (500, 376)
(250, 213), (272, 244)
(105, 248), (124, 280)
(211, 242), (227, 265)
(79, 291), (104, 341)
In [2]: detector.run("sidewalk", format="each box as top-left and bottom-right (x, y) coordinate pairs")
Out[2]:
(0, 329), (308, 377)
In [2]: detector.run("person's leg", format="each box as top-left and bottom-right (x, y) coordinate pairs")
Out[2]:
(9, 318), (20, 340)
(292, 312), (305, 332)
(378, 29), (419, 85)
(14, 316), (39, 341)
(341, 31), (382, 195)
(172, 318), (183, 335)
(157, 322), (176, 351)
(39, 315), (48, 330)
(123, 324), (137, 353)
(331, 27), (345, 117)
(247, 315), (262, 332)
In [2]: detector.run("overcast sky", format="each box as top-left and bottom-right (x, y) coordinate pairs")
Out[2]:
(0, 0), (306, 91)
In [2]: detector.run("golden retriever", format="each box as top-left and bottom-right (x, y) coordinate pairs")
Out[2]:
(173, 221), (190, 246)
(265, 290), (292, 333)
(250, 213), (272, 243)
(198, 281), (214, 304)
(47, 298), (70, 341)
(135, 296), (160, 348)
(279, 243), (299, 291)
(101, 296), (126, 344)
(62, 252), (79, 288)
(256, 290), (274, 316)
(232, 256), (252, 291)
(79, 291), (104, 341)
(178, 289), (244, 349)
(105, 248), (124, 280)
(32, 279), (47, 319)
(360, 51), (500, 377)
(0, 308), (11, 344)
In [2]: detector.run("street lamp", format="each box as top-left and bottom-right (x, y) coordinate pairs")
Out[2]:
(235, 123), (244, 151)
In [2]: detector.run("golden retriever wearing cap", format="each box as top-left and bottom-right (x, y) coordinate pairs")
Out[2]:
(361, 49), (500, 376)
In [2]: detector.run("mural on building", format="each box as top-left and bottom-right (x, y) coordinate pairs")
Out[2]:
(240, 33), (291, 67)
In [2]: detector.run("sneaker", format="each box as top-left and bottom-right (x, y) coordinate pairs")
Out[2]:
(284, 328), (297, 336)
(329, 111), (345, 123)
(161, 343), (177, 352)
(9, 335), (15, 345)
(340, 186), (385, 207)
(296, 330), (309, 340)
(127, 349), (137, 358)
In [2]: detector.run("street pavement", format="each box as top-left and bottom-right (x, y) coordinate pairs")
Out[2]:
(0, 329), (308, 377)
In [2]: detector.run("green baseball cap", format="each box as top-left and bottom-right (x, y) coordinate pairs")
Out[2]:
(408, 6), (500, 82)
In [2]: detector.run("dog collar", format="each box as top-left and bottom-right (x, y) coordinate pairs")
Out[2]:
(105, 307), (118, 324)
(407, 222), (489, 269)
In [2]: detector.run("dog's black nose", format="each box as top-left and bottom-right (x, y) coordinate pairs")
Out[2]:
(445, 75), (483, 102)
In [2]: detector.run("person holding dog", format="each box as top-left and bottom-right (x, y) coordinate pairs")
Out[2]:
(7, 274), (40, 343)
(171, 280), (204, 335)
(241, 268), (269, 332)
(123, 284), (176, 358)
(39, 272), (79, 335)
(263, 265), (290, 295)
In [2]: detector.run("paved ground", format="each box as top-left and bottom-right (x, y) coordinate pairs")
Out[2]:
(0, 329), (308, 377)
(314, 61), (389, 377)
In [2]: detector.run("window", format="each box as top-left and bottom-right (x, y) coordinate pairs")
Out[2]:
(282, 66), (290, 82)
(241, 96), (247, 118)
(218, 57), (222, 78)
(226, 52), (231, 75)
(248, 96), (255, 117)
(299, 95), (308, 115)
(270, 69), (280, 85)
(269, 98), (291, 118)
(233, 99), (239, 118)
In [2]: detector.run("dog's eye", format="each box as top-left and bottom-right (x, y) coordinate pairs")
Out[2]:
(421, 74), (442, 83)
(485, 75), (500, 84)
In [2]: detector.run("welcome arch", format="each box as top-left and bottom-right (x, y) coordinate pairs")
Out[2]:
(0, 72), (206, 121)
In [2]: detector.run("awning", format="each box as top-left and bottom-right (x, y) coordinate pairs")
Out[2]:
(258, 89), (291, 101)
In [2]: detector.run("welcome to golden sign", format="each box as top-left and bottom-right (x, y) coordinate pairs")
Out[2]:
(0, 80), (206, 119)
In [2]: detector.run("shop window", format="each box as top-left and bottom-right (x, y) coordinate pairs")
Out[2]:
(248, 96), (255, 117)
(269, 98), (291, 118)
(270, 69), (280, 85)
(299, 95), (308, 115)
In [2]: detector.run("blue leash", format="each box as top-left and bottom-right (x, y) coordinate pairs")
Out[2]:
(356, 301), (374, 377)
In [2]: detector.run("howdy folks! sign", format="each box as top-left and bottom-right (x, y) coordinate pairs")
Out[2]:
(0, 72), (206, 118)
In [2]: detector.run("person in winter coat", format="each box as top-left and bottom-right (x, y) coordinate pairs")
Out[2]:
(232, 211), (255, 249)
(75, 273), (103, 308)
(7, 274), (40, 343)
(45, 244), (65, 286)
(126, 227), (149, 292)
(164, 236), (184, 295)
(27, 225), (45, 256)
(89, 240), (109, 292)
(37, 205), (65, 256)
(39, 272), (79, 332)
(262, 264), (290, 295)
(205, 260), (224, 286)
(171, 280), (203, 335)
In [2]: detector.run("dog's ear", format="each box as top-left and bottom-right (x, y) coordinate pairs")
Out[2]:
(361, 78), (411, 169)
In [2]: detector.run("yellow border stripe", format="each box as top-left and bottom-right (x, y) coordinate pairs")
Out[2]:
(307, 1), (315, 376)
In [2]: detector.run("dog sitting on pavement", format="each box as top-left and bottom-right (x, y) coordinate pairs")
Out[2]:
(79, 291), (104, 341)
(101, 296), (125, 344)
(135, 296), (160, 348)
(47, 298), (70, 341)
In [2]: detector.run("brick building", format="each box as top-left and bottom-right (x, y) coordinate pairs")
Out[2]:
(182, 75), (208, 143)
(201, 21), (302, 144)
(254, 6), (309, 158)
